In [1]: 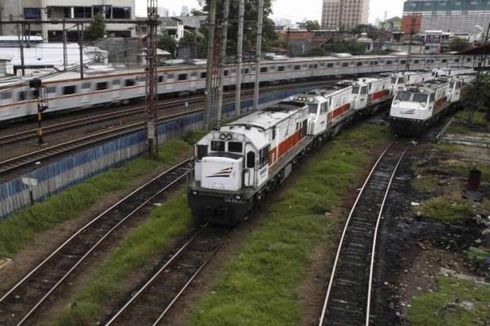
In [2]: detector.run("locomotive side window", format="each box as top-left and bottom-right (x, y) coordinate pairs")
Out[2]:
(178, 74), (188, 81)
(260, 67), (268, 73)
(327, 63), (334, 68)
(246, 151), (255, 168)
(294, 65), (301, 70)
(211, 141), (225, 151)
(63, 85), (76, 95)
(197, 145), (208, 160)
(125, 79), (136, 86)
(228, 142), (243, 153)
(272, 128), (276, 140)
(259, 146), (269, 167)
(96, 82), (108, 90)
(342, 62), (348, 67)
(278, 66), (285, 72)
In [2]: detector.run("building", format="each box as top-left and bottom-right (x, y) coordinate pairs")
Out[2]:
(1, 0), (136, 41)
(402, 0), (490, 35)
(321, 0), (370, 30)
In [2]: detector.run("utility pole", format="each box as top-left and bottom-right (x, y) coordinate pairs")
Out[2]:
(216, 0), (230, 126)
(62, 19), (67, 70)
(235, 0), (245, 116)
(17, 22), (26, 76)
(146, 0), (159, 158)
(205, 0), (217, 129)
(29, 78), (49, 145)
(253, 0), (264, 111)
(77, 23), (84, 79)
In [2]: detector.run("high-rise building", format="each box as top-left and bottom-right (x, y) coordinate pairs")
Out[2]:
(321, 0), (370, 30)
(402, 0), (490, 35)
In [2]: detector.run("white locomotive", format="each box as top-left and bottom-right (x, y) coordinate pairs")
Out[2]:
(389, 75), (472, 136)
(188, 101), (311, 224)
(188, 75), (397, 224)
(0, 53), (476, 122)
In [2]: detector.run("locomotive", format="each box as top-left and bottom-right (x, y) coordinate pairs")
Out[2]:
(188, 74), (396, 224)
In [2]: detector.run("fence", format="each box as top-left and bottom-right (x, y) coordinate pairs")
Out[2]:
(0, 85), (318, 219)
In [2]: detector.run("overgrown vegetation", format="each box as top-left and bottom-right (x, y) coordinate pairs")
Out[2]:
(465, 247), (490, 278)
(417, 196), (473, 222)
(55, 191), (192, 325)
(0, 138), (193, 258)
(191, 124), (390, 325)
(408, 276), (490, 326)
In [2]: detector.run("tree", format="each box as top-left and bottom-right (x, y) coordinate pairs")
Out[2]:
(306, 47), (326, 57)
(85, 13), (106, 41)
(158, 32), (177, 58)
(449, 37), (470, 52)
(304, 20), (320, 31)
(322, 40), (366, 55)
(198, 0), (278, 53)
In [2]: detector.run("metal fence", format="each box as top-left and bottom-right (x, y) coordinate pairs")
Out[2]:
(0, 86), (318, 219)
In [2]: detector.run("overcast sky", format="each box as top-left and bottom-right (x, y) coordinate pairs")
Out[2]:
(137, 0), (406, 24)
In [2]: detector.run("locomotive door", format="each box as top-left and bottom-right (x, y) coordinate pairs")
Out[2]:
(358, 86), (368, 107)
(244, 144), (256, 187)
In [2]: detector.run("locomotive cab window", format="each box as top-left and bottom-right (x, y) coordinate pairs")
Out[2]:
(211, 141), (225, 151)
(228, 142), (243, 153)
(361, 86), (368, 94)
(196, 145), (208, 160)
(259, 147), (269, 168)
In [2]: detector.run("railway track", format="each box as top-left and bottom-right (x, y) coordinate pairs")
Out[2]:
(105, 225), (225, 326)
(0, 109), (200, 175)
(0, 160), (192, 326)
(0, 80), (332, 147)
(318, 142), (409, 326)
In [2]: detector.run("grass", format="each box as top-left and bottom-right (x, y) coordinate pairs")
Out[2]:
(408, 276), (490, 326)
(448, 110), (489, 134)
(55, 190), (192, 326)
(190, 124), (390, 325)
(417, 196), (473, 223)
(0, 138), (193, 258)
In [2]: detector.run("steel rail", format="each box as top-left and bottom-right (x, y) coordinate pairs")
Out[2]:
(105, 226), (210, 326)
(0, 159), (192, 325)
(0, 109), (200, 175)
(318, 142), (395, 325)
(365, 146), (408, 325)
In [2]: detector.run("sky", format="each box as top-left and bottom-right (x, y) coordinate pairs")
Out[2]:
(136, 0), (406, 24)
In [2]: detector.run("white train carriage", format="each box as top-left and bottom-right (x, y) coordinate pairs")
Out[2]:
(293, 85), (354, 139)
(188, 101), (312, 224)
(0, 53), (477, 122)
(389, 78), (464, 136)
(390, 70), (434, 93)
(351, 76), (392, 114)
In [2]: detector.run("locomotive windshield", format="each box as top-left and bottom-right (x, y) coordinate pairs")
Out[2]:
(413, 93), (429, 103)
(352, 86), (360, 94)
(395, 91), (411, 101)
(308, 103), (319, 114)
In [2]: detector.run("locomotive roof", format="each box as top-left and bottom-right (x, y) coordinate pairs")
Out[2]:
(226, 101), (306, 131)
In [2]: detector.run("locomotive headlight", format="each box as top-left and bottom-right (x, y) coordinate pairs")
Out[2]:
(226, 134), (233, 140)
(235, 195), (242, 200)
(219, 134), (227, 140)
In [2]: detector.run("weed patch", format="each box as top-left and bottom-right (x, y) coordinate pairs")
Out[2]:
(55, 190), (192, 326)
(417, 196), (473, 223)
(408, 276), (490, 326)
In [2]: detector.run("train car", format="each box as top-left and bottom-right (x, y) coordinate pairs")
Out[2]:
(293, 85), (354, 140)
(351, 76), (392, 114)
(390, 70), (434, 94)
(188, 100), (312, 224)
(0, 53), (477, 122)
(389, 78), (463, 136)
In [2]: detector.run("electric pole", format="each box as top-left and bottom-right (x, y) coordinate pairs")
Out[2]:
(146, 0), (159, 158)
(29, 78), (49, 145)
(63, 19), (67, 70)
(205, 0), (217, 129)
(235, 0), (245, 116)
(77, 23), (84, 79)
(253, 0), (264, 110)
(216, 0), (230, 126)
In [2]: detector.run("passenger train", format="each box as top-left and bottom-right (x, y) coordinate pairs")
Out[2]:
(0, 53), (477, 122)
